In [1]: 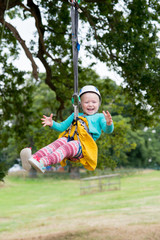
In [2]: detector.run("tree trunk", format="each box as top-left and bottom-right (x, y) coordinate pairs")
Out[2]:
(68, 165), (80, 179)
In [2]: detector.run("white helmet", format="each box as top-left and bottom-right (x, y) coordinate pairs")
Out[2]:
(79, 85), (101, 101)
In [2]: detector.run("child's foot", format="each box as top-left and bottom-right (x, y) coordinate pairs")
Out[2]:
(28, 157), (46, 173)
(20, 148), (32, 171)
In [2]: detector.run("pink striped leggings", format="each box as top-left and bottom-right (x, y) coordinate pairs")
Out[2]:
(32, 137), (83, 166)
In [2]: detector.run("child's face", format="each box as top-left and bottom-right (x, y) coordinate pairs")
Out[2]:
(80, 92), (100, 115)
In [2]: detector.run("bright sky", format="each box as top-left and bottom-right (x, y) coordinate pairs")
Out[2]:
(12, 16), (123, 86)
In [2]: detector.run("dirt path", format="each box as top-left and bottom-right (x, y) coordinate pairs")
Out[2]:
(2, 207), (160, 240)
(6, 224), (160, 240)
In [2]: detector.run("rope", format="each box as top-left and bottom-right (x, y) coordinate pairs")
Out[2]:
(70, 0), (80, 120)
(0, 0), (10, 43)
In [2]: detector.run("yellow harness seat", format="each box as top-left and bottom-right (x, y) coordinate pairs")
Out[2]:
(58, 116), (98, 171)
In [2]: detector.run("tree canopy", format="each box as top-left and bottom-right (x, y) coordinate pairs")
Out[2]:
(0, 0), (160, 124)
(1, 1), (160, 180)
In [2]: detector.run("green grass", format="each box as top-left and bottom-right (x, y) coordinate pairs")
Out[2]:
(0, 170), (160, 239)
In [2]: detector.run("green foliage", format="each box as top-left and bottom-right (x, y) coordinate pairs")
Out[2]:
(0, 53), (35, 181)
(0, 52), (34, 135)
(83, 0), (160, 119)
(97, 117), (136, 170)
(127, 125), (160, 168)
(0, 154), (8, 182)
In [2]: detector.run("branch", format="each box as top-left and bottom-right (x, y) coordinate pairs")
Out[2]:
(26, 0), (56, 62)
(25, 0), (65, 109)
(0, 0), (21, 10)
(0, 19), (38, 79)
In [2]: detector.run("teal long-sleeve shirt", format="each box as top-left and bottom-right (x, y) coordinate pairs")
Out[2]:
(51, 112), (114, 141)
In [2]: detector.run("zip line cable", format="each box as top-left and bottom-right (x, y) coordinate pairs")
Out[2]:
(0, 0), (10, 44)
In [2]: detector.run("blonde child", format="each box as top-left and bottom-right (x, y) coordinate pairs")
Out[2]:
(20, 85), (114, 173)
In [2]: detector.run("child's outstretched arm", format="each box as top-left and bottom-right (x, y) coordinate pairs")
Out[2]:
(102, 110), (113, 126)
(41, 114), (53, 127)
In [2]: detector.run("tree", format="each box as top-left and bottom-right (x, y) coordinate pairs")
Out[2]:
(126, 125), (160, 168)
(97, 117), (137, 170)
(0, 0), (160, 125)
(0, 60), (34, 181)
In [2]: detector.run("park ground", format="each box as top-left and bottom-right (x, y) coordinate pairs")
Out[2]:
(0, 169), (160, 240)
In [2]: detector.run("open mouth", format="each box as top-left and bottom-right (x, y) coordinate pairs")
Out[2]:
(87, 108), (95, 114)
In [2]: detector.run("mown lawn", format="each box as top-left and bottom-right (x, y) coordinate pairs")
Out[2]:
(0, 169), (160, 240)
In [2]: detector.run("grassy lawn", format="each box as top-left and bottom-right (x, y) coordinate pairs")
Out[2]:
(0, 169), (160, 240)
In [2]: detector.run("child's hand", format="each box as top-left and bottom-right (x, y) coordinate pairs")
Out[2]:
(103, 111), (113, 126)
(41, 114), (53, 127)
